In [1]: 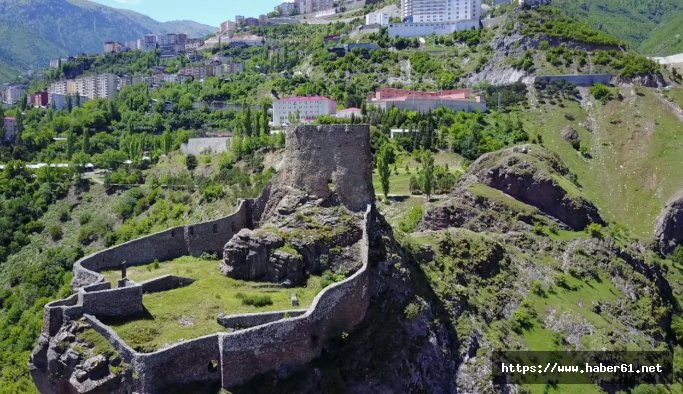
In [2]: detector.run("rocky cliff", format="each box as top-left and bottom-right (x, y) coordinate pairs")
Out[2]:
(654, 191), (683, 255)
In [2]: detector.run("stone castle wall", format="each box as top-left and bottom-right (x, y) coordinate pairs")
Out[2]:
(37, 125), (377, 393)
(72, 200), (251, 289)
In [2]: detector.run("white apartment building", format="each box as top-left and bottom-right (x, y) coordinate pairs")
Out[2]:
(272, 96), (337, 125)
(401, 0), (481, 23)
(365, 10), (390, 26)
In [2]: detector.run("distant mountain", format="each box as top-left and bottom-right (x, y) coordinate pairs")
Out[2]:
(554, 0), (683, 56)
(0, 0), (216, 81)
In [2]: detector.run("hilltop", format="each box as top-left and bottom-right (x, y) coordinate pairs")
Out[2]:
(0, 0), (215, 79)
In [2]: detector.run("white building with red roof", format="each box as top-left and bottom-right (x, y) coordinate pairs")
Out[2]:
(272, 96), (337, 125)
(367, 87), (487, 113)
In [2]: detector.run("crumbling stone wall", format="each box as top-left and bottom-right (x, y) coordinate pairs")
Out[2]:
(259, 125), (374, 219)
(79, 284), (143, 318)
(217, 310), (306, 330)
(73, 200), (251, 289)
(219, 205), (373, 388)
(140, 275), (195, 293)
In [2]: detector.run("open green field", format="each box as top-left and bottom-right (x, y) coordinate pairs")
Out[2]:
(101, 256), (325, 352)
(523, 87), (683, 239)
(372, 151), (464, 198)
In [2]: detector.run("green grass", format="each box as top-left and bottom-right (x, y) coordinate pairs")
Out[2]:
(524, 89), (683, 239)
(467, 183), (538, 215)
(101, 256), (325, 352)
(79, 328), (118, 358)
(663, 87), (683, 110)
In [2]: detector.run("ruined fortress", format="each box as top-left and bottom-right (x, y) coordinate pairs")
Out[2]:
(30, 125), (377, 393)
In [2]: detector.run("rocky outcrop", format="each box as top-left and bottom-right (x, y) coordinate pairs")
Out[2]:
(30, 321), (134, 394)
(221, 205), (364, 286)
(654, 192), (683, 255)
(462, 145), (604, 230)
(221, 125), (372, 286)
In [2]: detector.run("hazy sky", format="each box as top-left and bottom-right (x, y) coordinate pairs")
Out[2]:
(91, 0), (285, 27)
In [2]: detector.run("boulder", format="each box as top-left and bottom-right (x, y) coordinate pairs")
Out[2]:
(561, 126), (580, 142)
(654, 192), (683, 255)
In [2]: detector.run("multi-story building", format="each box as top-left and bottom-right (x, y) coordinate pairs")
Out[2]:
(2, 85), (27, 105)
(143, 34), (159, 51)
(365, 10), (390, 26)
(104, 41), (125, 53)
(272, 96), (337, 125)
(220, 20), (236, 33)
(27, 92), (49, 108)
(401, 0), (481, 22)
(2, 116), (17, 142)
(297, 0), (334, 15)
(276, 1), (298, 16)
(48, 74), (119, 101)
(367, 87), (487, 113)
(235, 15), (245, 25)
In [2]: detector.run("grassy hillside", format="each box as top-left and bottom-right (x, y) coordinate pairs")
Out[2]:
(523, 85), (683, 238)
(0, 0), (215, 81)
(554, 0), (683, 56)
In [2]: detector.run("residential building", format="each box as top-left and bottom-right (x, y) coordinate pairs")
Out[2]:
(103, 41), (125, 53)
(367, 87), (487, 113)
(2, 117), (17, 142)
(272, 96), (337, 125)
(235, 15), (245, 25)
(48, 74), (119, 100)
(401, 0), (481, 23)
(27, 92), (49, 108)
(220, 20), (236, 33)
(49, 93), (90, 111)
(277, 1), (298, 16)
(297, 0), (334, 14)
(365, 10), (390, 26)
(2, 85), (27, 105)
(143, 34), (159, 51)
(519, 0), (551, 7)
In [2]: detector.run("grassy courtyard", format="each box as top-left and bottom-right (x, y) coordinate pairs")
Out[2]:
(101, 256), (325, 352)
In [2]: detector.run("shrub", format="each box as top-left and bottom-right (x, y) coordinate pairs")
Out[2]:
(586, 223), (603, 238)
(590, 83), (614, 103)
(48, 225), (63, 241)
(398, 207), (424, 233)
(554, 273), (578, 291)
(404, 302), (424, 320)
(671, 245), (683, 267)
(185, 154), (198, 171)
(241, 294), (273, 307)
(510, 302), (537, 333)
(530, 280), (546, 297)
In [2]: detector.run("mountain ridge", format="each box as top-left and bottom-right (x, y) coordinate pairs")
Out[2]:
(0, 0), (216, 81)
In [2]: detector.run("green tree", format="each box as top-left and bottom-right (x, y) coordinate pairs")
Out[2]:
(185, 154), (198, 171)
(377, 144), (392, 199)
(66, 132), (75, 159)
(420, 150), (435, 200)
(82, 128), (90, 154)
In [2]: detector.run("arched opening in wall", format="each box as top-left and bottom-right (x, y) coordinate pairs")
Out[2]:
(189, 226), (195, 236)
(310, 334), (320, 348)
(208, 360), (219, 373)
(171, 230), (175, 238)
(213, 224), (218, 234)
